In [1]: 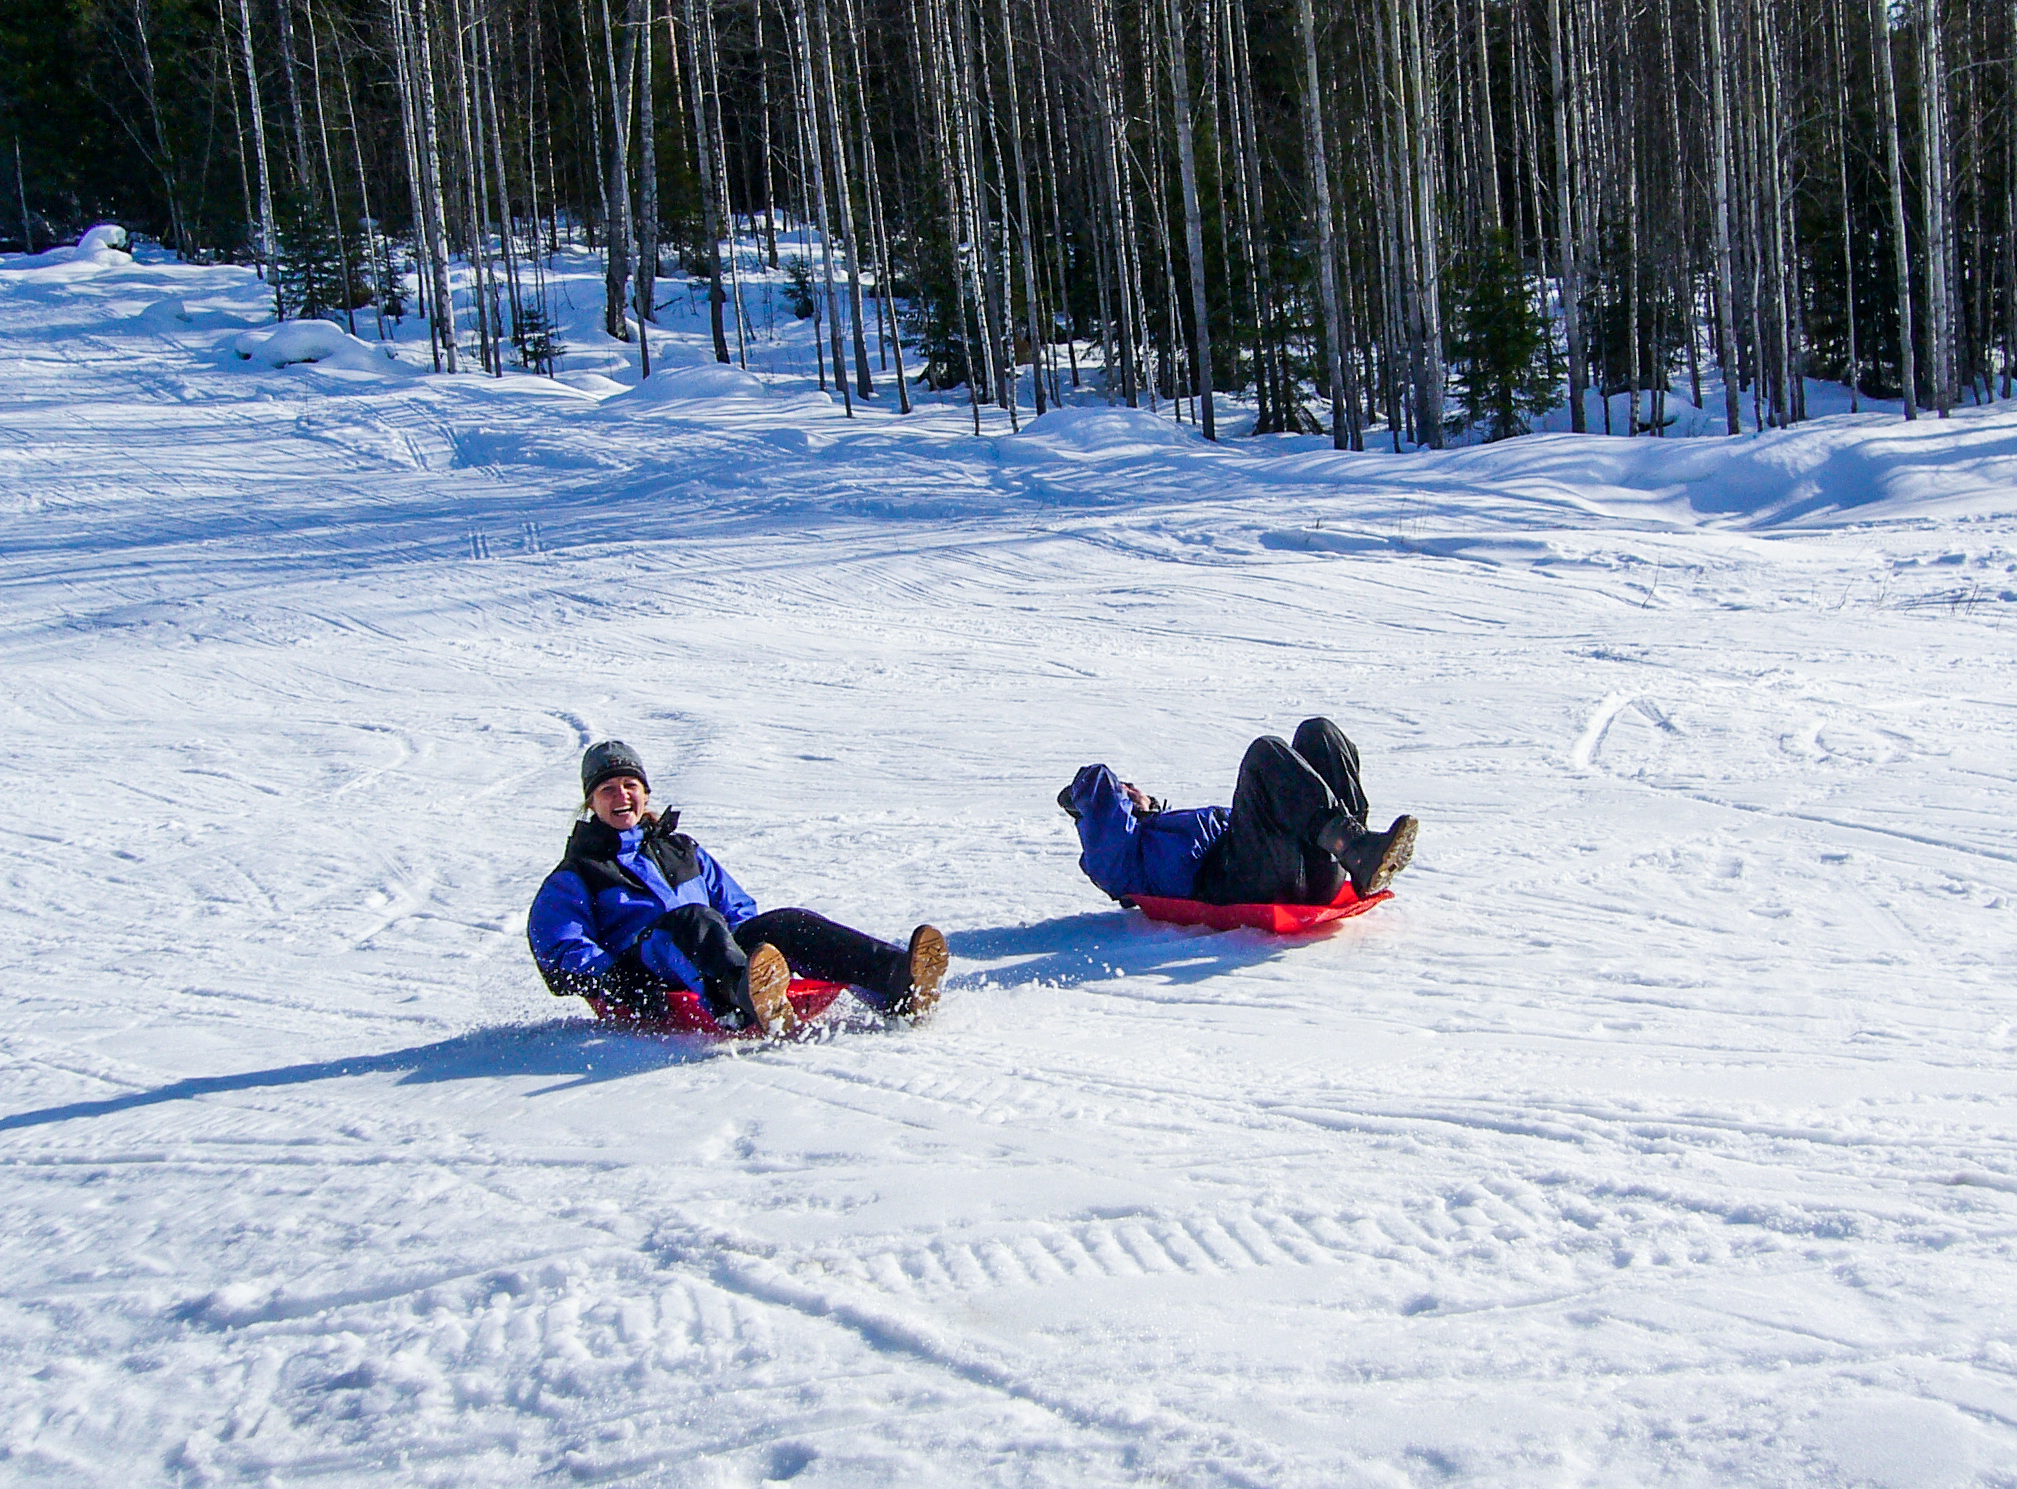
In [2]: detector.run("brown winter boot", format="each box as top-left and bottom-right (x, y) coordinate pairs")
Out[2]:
(733, 942), (797, 1037)
(889, 925), (948, 1019)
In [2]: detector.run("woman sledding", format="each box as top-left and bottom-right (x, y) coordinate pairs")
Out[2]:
(528, 740), (948, 1036)
(1058, 716), (1418, 908)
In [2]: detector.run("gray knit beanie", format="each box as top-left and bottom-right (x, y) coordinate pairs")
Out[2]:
(581, 740), (650, 798)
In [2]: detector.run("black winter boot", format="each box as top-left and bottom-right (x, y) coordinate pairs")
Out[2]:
(1336, 816), (1418, 898)
(1312, 808), (1366, 862)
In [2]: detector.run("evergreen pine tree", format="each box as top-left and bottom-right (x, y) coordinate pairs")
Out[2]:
(783, 254), (818, 319)
(376, 244), (408, 322)
(274, 190), (344, 321)
(512, 302), (563, 374)
(1450, 232), (1560, 442)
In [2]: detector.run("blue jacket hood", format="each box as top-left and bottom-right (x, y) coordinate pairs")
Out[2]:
(1064, 764), (1229, 901)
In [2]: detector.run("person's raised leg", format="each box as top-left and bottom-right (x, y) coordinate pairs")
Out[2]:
(735, 908), (945, 1017)
(1292, 717), (1370, 828)
(1194, 735), (1342, 904)
(1294, 722), (1418, 897)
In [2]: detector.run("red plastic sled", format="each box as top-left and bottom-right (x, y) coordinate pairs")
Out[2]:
(583, 978), (850, 1039)
(1131, 883), (1392, 934)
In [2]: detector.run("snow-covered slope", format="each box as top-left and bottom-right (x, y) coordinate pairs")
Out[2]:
(2, 244), (2014, 1488)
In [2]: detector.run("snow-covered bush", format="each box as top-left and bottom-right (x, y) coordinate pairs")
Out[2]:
(232, 320), (400, 373)
(1, 223), (134, 274)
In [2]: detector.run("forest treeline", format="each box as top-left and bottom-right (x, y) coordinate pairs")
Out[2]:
(3, 0), (2012, 443)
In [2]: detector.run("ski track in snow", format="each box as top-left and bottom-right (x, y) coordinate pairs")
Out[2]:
(2, 245), (2016, 1488)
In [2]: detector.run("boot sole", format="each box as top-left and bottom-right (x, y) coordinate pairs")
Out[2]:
(746, 943), (797, 1037)
(895, 925), (948, 1020)
(1365, 816), (1418, 895)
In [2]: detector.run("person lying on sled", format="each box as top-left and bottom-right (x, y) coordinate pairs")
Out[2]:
(1058, 716), (1418, 908)
(528, 740), (947, 1034)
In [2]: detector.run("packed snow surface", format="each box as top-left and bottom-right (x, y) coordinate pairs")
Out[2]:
(2, 237), (2015, 1489)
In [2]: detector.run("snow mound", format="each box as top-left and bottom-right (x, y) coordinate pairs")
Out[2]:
(612, 362), (771, 403)
(2, 222), (134, 275)
(999, 405), (1208, 461)
(555, 371), (629, 398)
(1426, 407), (2017, 528)
(77, 223), (130, 256)
(135, 296), (192, 329)
(232, 320), (401, 374)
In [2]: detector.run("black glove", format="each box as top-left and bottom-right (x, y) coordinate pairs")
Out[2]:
(1057, 782), (1082, 820)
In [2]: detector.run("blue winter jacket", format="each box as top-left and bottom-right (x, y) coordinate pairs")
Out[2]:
(1064, 764), (1230, 901)
(527, 813), (757, 997)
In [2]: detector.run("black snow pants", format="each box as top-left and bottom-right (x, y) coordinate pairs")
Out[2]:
(650, 904), (910, 1014)
(1191, 717), (1370, 907)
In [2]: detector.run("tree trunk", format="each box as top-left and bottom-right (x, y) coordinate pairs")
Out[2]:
(792, 0), (851, 411)
(1870, 0), (1917, 417)
(636, 0), (659, 337)
(1140, 0), (1178, 414)
(574, 0), (611, 246)
(1547, 0), (1586, 431)
(757, 0), (780, 268)
(912, 0), (979, 425)
(1297, 0), (1347, 447)
(1704, 0), (1742, 432)
(1916, 0), (1951, 415)
(300, 0), (358, 331)
(814, 0), (873, 395)
(1168, 0), (1214, 437)
(1226, 0), (1272, 429)
(1625, 32), (1640, 434)
(998, 0), (1046, 417)
(1095, 0), (1139, 406)
(333, 18), (387, 339)
(843, 0), (909, 406)
(952, 0), (999, 406)
(601, 0), (639, 343)
(236, 0), (280, 311)
(127, 0), (191, 254)
(447, 0), (494, 372)
(275, 0), (313, 186)
(480, 16), (523, 347)
(2005, 0), (2017, 399)
(1761, 8), (1792, 426)
(1032, 0), (1076, 396)
(390, 0), (429, 342)
(700, 0), (749, 362)
(405, 0), (459, 369)
(1403, 0), (1445, 447)
(1833, 0), (1860, 409)
(218, 0), (255, 268)
(1474, 0), (1501, 232)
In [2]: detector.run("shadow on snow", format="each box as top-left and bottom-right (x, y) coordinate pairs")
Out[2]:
(0, 1013), (737, 1132)
(3, 913), (1334, 1133)
(946, 907), (1349, 994)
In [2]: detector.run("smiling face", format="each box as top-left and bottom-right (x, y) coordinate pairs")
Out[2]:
(589, 775), (649, 830)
